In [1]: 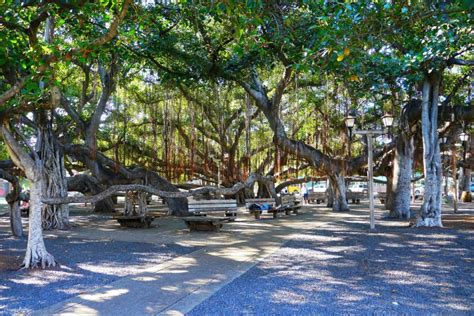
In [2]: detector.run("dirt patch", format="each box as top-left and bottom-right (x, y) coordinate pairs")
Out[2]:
(0, 254), (22, 271)
(442, 214), (474, 229)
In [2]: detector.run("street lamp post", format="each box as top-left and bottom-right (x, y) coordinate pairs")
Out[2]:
(345, 113), (394, 230)
(460, 131), (469, 162)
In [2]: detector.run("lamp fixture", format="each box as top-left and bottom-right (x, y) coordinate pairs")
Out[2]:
(345, 115), (355, 129)
(381, 113), (394, 128)
(459, 132), (469, 142)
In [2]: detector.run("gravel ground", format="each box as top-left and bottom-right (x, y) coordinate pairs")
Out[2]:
(0, 232), (196, 315)
(189, 220), (473, 315)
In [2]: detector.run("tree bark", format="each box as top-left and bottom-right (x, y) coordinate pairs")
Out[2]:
(385, 171), (394, 211)
(459, 138), (471, 202)
(9, 200), (23, 237)
(416, 75), (443, 227)
(23, 173), (56, 268)
(3, 171), (23, 237)
(388, 126), (413, 219)
(328, 174), (349, 212)
(64, 144), (187, 215)
(1, 125), (56, 268)
(6, 183), (23, 237)
(451, 145), (459, 213)
(39, 117), (69, 230)
(66, 174), (116, 212)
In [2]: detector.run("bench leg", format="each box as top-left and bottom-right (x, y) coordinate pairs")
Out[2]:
(226, 212), (236, 222)
(213, 223), (223, 232)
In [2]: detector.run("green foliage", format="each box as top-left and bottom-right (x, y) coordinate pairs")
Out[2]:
(0, 0), (472, 182)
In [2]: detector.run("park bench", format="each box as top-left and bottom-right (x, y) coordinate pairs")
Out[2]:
(113, 191), (160, 228)
(245, 198), (280, 219)
(114, 215), (155, 228)
(281, 194), (301, 214)
(346, 191), (366, 204)
(377, 192), (387, 203)
(246, 195), (300, 219)
(182, 199), (239, 232)
(146, 198), (170, 216)
(308, 191), (326, 204)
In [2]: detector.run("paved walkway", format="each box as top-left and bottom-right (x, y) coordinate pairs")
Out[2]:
(32, 207), (338, 315)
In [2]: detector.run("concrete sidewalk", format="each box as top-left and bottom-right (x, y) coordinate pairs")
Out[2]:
(32, 208), (342, 316)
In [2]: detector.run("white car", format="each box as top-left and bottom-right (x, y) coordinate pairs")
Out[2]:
(312, 183), (327, 193)
(348, 183), (368, 194)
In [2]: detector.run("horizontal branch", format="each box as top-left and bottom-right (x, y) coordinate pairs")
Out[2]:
(43, 173), (274, 205)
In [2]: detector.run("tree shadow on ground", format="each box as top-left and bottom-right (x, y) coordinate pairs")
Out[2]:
(0, 232), (197, 315)
(189, 210), (473, 315)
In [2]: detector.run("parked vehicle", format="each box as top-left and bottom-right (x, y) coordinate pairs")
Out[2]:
(312, 182), (328, 193)
(287, 185), (300, 194)
(348, 183), (368, 194)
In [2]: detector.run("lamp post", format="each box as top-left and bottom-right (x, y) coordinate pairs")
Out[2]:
(345, 112), (394, 230)
(460, 131), (469, 162)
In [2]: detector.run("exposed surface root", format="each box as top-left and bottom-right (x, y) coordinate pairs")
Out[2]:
(22, 248), (56, 269)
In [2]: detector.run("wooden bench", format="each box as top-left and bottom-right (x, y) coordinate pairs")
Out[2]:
(308, 192), (326, 204)
(377, 192), (387, 203)
(182, 216), (229, 232)
(346, 191), (366, 204)
(114, 215), (155, 228)
(245, 198), (280, 219)
(188, 199), (238, 219)
(245, 196), (299, 219)
(183, 199), (239, 231)
(147, 202), (169, 216)
(281, 195), (301, 214)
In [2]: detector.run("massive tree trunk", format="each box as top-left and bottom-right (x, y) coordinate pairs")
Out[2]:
(459, 168), (471, 201)
(388, 119), (413, 219)
(2, 170), (24, 237)
(6, 180), (23, 237)
(1, 125), (56, 268)
(459, 137), (471, 202)
(24, 173), (56, 268)
(385, 171), (394, 211)
(39, 118), (69, 230)
(328, 174), (349, 212)
(416, 75), (443, 227)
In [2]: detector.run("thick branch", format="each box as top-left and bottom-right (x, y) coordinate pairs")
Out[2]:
(43, 173), (273, 204)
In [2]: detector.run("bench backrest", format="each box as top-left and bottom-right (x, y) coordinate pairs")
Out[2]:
(245, 198), (276, 208)
(188, 199), (238, 213)
(281, 195), (296, 206)
(308, 192), (326, 198)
